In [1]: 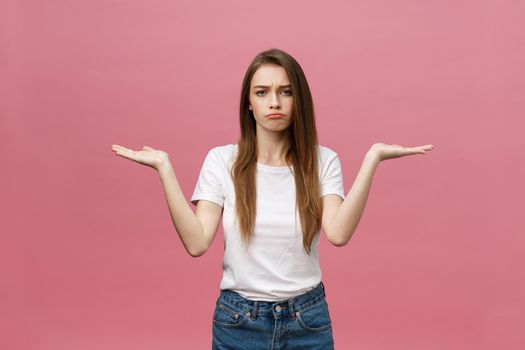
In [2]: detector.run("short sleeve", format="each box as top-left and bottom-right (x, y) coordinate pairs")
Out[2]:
(190, 148), (225, 207)
(320, 152), (345, 200)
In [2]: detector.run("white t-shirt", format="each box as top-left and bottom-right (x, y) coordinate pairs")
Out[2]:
(190, 143), (345, 301)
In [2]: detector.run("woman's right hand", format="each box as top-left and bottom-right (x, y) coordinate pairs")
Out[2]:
(111, 144), (171, 171)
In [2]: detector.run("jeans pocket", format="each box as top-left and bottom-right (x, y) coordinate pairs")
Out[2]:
(295, 299), (332, 332)
(212, 301), (249, 328)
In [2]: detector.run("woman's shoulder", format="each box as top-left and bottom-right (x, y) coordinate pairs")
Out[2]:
(317, 144), (339, 159)
(209, 143), (237, 154)
(206, 143), (238, 163)
(317, 144), (342, 173)
(209, 143), (236, 153)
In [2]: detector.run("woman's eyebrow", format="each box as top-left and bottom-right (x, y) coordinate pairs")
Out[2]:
(253, 84), (291, 89)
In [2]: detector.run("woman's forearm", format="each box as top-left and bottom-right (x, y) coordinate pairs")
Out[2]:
(331, 151), (380, 246)
(157, 162), (205, 257)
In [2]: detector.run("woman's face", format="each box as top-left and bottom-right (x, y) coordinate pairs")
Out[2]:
(249, 64), (294, 134)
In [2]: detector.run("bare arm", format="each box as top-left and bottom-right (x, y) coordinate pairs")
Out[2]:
(323, 152), (379, 246)
(111, 144), (222, 257)
(157, 163), (222, 257)
(323, 143), (434, 246)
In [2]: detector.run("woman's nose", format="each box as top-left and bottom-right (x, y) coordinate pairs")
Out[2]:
(270, 92), (280, 108)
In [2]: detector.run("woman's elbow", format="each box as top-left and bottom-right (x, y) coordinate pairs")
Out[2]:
(187, 245), (208, 258)
(327, 231), (352, 247)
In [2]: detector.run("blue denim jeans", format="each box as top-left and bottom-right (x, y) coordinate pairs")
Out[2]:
(212, 281), (334, 349)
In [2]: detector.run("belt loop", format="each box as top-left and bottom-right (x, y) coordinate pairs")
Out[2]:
(251, 301), (258, 320)
(288, 298), (296, 320)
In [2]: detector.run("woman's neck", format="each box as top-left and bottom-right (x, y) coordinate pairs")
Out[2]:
(256, 132), (291, 165)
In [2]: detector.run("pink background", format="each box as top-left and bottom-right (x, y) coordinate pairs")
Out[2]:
(2, 0), (524, 349)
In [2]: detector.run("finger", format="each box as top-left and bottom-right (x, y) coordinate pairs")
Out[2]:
(114, 147), (138, 160)
(115, 149), (132, 159)
(112, 145), (132, 152)
(409, 145), (433, 153)
(404, 147), (424, 155)
(416, 145), (433, 153)
(143, 146), (154, 151)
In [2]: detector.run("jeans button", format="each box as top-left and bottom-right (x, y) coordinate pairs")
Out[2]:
(275, 305), (281, 312)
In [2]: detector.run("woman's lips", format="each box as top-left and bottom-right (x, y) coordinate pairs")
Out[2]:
(267, 114), (285, 119)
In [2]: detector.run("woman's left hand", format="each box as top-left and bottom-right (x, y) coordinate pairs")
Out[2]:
(368, 143), (434, 162)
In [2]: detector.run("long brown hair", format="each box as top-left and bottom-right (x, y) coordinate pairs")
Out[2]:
(231, 48), (322, 255)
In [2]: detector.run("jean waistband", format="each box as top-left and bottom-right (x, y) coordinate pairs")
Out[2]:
(217, 281), (327, 321)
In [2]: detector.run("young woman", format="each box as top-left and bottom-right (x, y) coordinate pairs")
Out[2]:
(111, 48), (434, 349)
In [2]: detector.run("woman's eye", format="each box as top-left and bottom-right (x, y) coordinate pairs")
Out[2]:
(255, 90), (292, 96)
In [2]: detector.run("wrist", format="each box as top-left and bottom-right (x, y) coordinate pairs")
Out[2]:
(365, 149), (381, 165)
(157, 161), (174, 176)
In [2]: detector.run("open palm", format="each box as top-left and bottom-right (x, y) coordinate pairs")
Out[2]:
(370, 143), (434, 161)
(111, 144), (170, 170)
